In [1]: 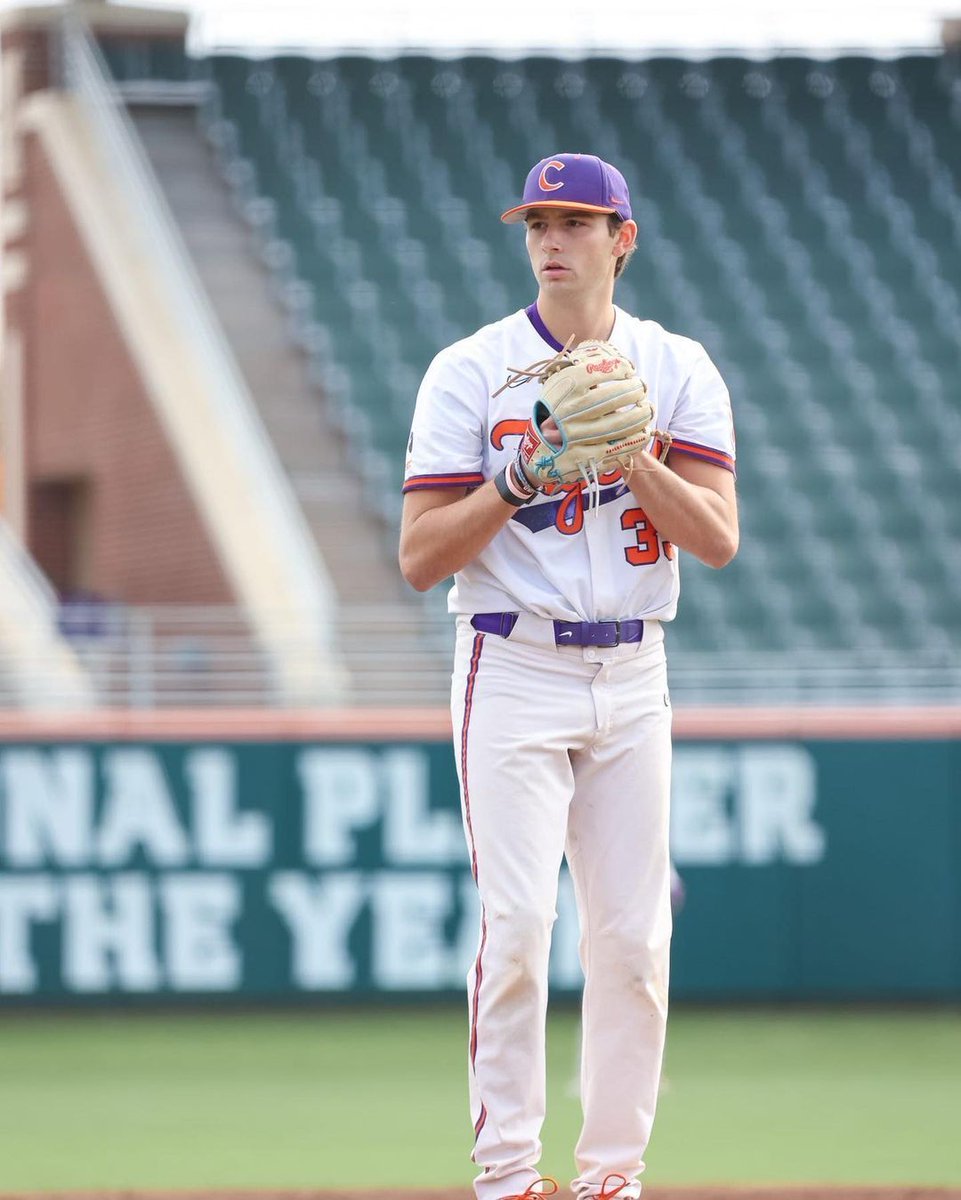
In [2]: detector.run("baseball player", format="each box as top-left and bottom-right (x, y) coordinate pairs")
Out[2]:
(399, 153), (738, 1200)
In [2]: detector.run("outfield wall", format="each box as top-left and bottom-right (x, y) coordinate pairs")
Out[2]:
(0, 709), (958, 1003)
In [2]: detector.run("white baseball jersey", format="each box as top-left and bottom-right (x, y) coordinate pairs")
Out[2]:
(403, 303), (735, 623)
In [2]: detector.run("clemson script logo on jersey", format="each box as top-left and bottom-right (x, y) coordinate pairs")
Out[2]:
(585, 358), (619, 375)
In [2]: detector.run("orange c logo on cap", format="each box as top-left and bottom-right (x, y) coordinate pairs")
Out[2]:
(538, 160), (565, 192)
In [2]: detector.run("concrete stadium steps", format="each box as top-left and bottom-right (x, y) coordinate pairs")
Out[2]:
(127, 104), (412, 602)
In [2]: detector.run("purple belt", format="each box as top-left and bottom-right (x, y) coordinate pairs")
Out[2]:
(470, 612), (644, 647)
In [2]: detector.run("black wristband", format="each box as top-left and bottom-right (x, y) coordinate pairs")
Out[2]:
(494, 462), (536, 507)
(510, 455), (539, 499)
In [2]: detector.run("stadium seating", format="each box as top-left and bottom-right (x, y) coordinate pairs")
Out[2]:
(103, 42), (961, 656)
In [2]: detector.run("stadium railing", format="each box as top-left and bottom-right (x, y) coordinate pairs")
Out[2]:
(4, 600), (958, 710)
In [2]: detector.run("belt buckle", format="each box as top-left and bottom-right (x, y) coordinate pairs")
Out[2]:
(596, 621), (619, 647)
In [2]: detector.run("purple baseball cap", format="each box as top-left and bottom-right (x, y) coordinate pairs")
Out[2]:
(500, 153), (632, 224)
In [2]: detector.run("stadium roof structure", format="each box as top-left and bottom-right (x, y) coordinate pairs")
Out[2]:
(0, 0), (948, 59)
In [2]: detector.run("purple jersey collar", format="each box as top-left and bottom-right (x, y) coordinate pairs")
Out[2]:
(526, 303), (622, 352)
(525, 302), (565, 352)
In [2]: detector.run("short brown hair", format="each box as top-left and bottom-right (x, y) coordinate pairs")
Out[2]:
(609, 214), (636, 279)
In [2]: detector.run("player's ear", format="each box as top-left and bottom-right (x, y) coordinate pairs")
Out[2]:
(615, 219), (638, 258)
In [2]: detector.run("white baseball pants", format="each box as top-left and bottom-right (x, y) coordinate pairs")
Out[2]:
(450, 613), (674, 1200)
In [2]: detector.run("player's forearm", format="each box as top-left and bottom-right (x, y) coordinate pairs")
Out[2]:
(626, 455), (739, 568)
(399, 482), (517, 592)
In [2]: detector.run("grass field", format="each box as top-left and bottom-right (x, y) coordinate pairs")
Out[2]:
(0, 1007), (959, 1193)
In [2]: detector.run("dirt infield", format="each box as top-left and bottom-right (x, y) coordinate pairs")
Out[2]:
(3, 1188), (959, 1199)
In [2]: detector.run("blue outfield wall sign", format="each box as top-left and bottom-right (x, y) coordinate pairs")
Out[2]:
(0, 737), (958, 1001)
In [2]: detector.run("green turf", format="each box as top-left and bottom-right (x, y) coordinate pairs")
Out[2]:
(0, 1007), (959, 1191)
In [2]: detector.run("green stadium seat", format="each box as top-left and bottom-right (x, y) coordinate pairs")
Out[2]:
(176, 50), (961, 654)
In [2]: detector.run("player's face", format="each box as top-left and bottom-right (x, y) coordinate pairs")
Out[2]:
(524, 208), (630, 293)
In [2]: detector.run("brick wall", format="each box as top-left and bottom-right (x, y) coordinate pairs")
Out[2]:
(17, 130), (233, 605)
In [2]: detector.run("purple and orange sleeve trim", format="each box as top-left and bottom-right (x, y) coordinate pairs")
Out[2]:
(668, 439), (736, 475)
(402, 471), (486, 493)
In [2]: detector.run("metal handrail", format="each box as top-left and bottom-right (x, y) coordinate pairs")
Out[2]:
(0, 602), (954, 710)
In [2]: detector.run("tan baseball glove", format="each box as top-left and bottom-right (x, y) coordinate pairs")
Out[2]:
(497, 339), (667, 492)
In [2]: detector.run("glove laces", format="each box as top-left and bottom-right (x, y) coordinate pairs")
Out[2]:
(503, 1179), (559, 1199)
(577, 460), (606, 518)
(492, 336), (577, 397)
(581, 431), (673, 519)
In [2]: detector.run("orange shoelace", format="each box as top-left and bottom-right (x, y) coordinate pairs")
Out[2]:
(598, 1174), (633, 1198)
(503, 1180), (560, 1199)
